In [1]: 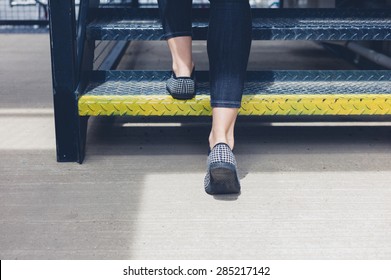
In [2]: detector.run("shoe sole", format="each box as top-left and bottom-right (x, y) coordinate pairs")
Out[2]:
(166, 86), (196, 100)
(206, 162), (241, 195)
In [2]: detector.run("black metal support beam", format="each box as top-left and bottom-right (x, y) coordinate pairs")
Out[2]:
(48, 0), (84, 163)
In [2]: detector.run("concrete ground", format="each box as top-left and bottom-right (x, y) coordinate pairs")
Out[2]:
(1, 34), (391, 259)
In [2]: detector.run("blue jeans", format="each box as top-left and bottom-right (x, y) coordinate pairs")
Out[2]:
(158, 0), (252, 108)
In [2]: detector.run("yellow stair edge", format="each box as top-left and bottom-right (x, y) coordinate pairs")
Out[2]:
(78, 94), (391, 116)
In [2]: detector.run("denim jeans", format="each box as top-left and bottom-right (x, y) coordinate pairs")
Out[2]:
(158, 0), (252, 108)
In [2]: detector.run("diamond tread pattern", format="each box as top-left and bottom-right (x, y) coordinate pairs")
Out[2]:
(87, 8), (391, 41)
(78, 70), (391, 116)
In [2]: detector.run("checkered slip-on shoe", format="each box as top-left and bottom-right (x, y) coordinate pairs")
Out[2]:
(166, 68), (196, 100)
(204, 143), (241, 195)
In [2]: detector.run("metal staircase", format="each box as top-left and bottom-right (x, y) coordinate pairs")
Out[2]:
(48, 0), (391, 163)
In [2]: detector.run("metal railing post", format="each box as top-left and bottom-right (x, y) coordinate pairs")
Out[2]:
(48, 0), (84, 163)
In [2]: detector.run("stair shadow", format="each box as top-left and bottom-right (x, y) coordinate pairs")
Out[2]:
(85, 116), (391, 173)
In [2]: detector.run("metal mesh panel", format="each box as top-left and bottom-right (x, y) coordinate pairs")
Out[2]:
(0, 0), (152, 22)
(0, 0), (46, 20)
(0, 0), (282, 22)
(0, 0), (130, 31)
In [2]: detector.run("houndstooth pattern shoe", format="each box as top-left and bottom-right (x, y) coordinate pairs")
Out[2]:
(166, 68), (196, 100)
(204, 143), (241, 195)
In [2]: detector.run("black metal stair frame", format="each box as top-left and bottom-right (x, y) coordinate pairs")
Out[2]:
(48, 0), (391, 163)
(48, 0), (99, 163)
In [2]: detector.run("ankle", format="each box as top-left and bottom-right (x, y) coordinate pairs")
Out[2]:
(173, 62), (194, 77)
(209, 132), (234, 150)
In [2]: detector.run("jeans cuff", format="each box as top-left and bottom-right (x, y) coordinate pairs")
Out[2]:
(211, 101), (241, 109)
(163, 31), (193, 40)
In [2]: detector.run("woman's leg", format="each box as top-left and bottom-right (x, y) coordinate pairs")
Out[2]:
(167, 37), (194, 77)
(158, 0), (194, 77)
(207, 0), (252, 149)
(204, 0), (252, 195)
(209, 107), (238, 150)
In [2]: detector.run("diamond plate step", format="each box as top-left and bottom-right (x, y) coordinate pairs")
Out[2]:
(78, 70), (391, 116)
(87, 8), (391, 41)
